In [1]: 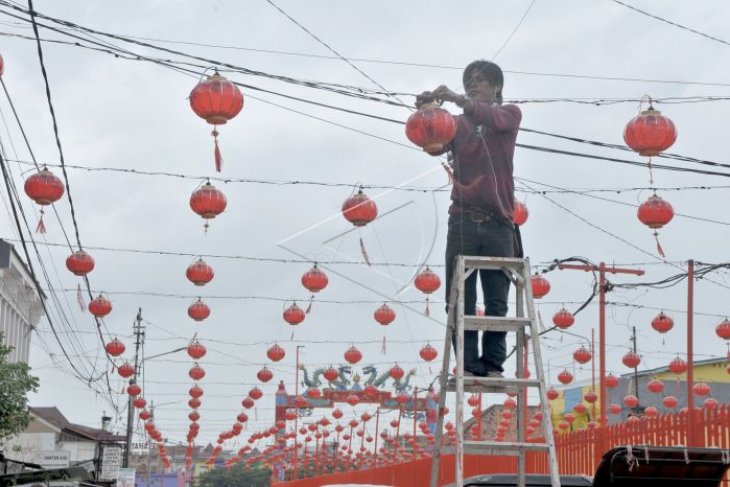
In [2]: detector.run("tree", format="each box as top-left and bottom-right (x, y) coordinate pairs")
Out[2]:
(0, 332), (39, 442)
(197, 462), (271, 487)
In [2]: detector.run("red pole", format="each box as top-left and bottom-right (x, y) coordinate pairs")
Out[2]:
(477, 394), (483, 440)
(294, 346), (303, 478)
(687, 259), (695, 446)
(373, 407), (380, 466)
(591, 328), (596, 421)
(413, 387), (418, 463)
(599, 262), (607, 428)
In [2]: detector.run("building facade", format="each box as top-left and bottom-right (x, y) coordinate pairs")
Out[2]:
(0, 239), (44, 363)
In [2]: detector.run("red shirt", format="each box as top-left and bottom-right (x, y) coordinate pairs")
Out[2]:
(446, 101), (521, 223)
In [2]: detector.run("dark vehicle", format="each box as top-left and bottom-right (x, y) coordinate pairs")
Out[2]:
(453, 446), (730, 486)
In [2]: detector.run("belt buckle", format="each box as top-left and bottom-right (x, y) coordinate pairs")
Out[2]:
(470, 211), (489, 223)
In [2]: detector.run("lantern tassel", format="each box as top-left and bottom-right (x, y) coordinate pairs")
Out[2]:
(360, 237), (371, 266)
(381, 335), (386, 355)
(424, 297), (430, 317)
(204, 221), (209, 235)
(36, 208), (46, 234)
(653, 231), (666, 257)
(305, 295), (313, 314)
(212, 129), (222, 172)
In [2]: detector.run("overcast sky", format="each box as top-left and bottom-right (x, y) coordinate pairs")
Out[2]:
(1, 0), (729, 449)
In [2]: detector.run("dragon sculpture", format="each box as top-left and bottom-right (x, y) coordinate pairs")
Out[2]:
(300, 365), (353, 390)
(299, 365), (323, 388)
(393, 368), (417, 393)
(361, 365), (417, 393)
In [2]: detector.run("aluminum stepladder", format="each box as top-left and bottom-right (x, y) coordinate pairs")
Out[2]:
(428, 256), (561, 487)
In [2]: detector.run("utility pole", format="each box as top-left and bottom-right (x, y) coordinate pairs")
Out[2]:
(123, 308), (144, 468)
(558, 262), (644, 428)
(631, 326), (640, 412)
(687, 259), (696, 446)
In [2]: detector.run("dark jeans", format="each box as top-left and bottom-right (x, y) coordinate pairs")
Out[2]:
(445, 213), (515, 373)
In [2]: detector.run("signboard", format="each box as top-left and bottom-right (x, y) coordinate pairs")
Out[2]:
(99, 446), (122, 481)
(117, 467), (136, 487)
(36, 450), (70, 469)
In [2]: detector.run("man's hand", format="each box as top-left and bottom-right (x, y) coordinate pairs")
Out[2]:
(432, 85), (462, 104)
(416, 90), (437, 107)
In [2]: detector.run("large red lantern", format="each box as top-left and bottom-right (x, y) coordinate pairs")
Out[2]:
(609, 403), (622, 415)
(188, 398), (201, 408)
(552, 308), (574, 329)
(24, 167), (64, 233)
(189, 363), (206, 381)
(342, 188), (378, 227)
(283, 302), (305, 325)
(374, 303), (396, 326)
(584, 391), (597, 404)
(186, 258), (214, 286)
(187, 341), (207, 360)
(190, 181), (227, 232)
(419, 344), (438, 362)
(344, 346), (362, 364)
(414, 267), (441, 316)
(189, 411), (200, 422)
(266, 343), (285, 362)
(66, 250), (95, 276)
(139, 410), (151, 421)
(546, 388), (559, 400)
(105, 338), (125, 357)
(622, 351), (641, 368)
(644, 406), (658, 417)
(693, 382), (711, 397)
(573, 346), (592, 364)
(669, 357), (687, 374)
(405, 102), (456, 154)
(257, 367), (273, 383)
(715, 319), (730, 340)
(133, 397), (147, 409)
(249, 387), (263, 400)
(323, 366), (339, 382)
(637, 193), (674, 257)
(127, 383), (142, 396)
(242, 397), (255, 409)
(513, 200), (528, 226)
(605, 374), (619, 388)
(189, 385), (204, 398)
(389, 364), (405, 381)
(662, 395), (678, 409)
(531, 274), (550, 299)
(188, 298), (210, 321)
(623, 105), (677, 157)
(346, 394), (360, 406)
(117, 362), (135, 378)
(647, 379), (664, 394)
(189, 71), (244, 172)
(623, 395), (639, 408)
(557, 369), (573, 385)
(88, 294), (112, 318)
(307, 387), (321, 399)
(651, 312), (674, 334)
(302, 264), (328, 293)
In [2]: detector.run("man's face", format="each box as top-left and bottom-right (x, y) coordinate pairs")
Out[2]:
(464, 70), (498, 102)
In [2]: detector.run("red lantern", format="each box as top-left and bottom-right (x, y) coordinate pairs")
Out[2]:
(257, 367), (273, 383)
(609, 403), (622, 415)
(564, 413), (576, 423)
(573, 403), (587, 414)
(513, 200), (528, 226)
(66, 250), (95, 276)
(344, 345), (362, 364)
(302, 264), (328, 293)
(715, 319), (730, 340)
(622, 351), (641, 368)
(127, 383), (142, 396)
(405, 102), (457, 154)
(557, 369), (573, 385)
(306, 387), (321, 399)
(467, 394), (479, 407)
(647, 379), (664, 394)
(651, 312), (674, 333)
(332, 408), (343, 420)
(638, 194), (674, 230)
(188, 398), (201, 409)
(584, 390), (598, 403)
(188, 298), (211, 321)
(323, 366), (339, 382)
(186, 258), (214, 286)
(552, 308), (574, 329)
(644, 406), (658, 417)
(189, 71), (244, 172)
(342, 188), (378, 226)
(187, 341), (207, 360)
(546, 388), (559, 400)
(389, 364), (404, 381)
(139, 410), (151, 421)
(117, 362), (135, 378)
(503, 398), (516, 410)
(531, 274), (550, 299)
(249, 387), (263, 400)
(24, 167), (64, 233)
(663, 395), (678, 409)
(190, 181), (227, 231)
(558, 420), (569, 431)
(395, 393), (409, 405)
(266, 343), (285, 362)
(623, 395), (639, 408)
(88, 294), (112, 318)
(189, 385), (204, 398)
(573, 346), (592, 364)
(419, 344), (438, 362)
(189, 363), (206, 381)
(704, 398), (719, 410)
(414, 267), (441, 294)
(669, 357), (687, 374)
(363, 384), (378, 398)
(242, 397), (255, 409)
(623, 105), (677, 157)
(133, 397), (147, 409)
(693, 382), (711, 397)
(374, 304), (396, 326)
(105, 338), (125, 357)
(283, 303), (305, 325)
(346, 394), (360, 406)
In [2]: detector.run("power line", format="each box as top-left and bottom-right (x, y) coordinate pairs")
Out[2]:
(492, 0), (538, 59)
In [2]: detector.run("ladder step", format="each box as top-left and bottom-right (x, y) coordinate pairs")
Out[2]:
(447, 376), (540, 393)
(464, 316), (532, 332)
(462, 256), (526, 271)
(443, 441), (550, 456)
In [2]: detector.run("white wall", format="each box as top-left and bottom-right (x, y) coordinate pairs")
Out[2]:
(2, 432), (57, 463)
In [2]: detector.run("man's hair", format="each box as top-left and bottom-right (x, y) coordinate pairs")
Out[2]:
(463, 60), (504, 104)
